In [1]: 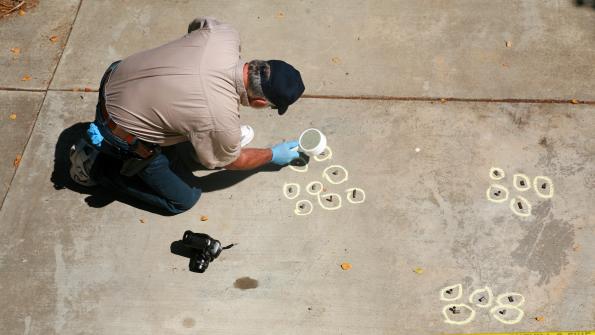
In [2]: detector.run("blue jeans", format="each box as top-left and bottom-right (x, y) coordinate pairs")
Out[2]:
(93, 62), (201, 214)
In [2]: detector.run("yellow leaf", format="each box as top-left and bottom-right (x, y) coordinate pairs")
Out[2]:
(9, 113), (16, 120)
(571, 99), (579, 104)
(413, 267), (424, 274)
(49, 35), (59, 43)
(200, 215), (208, 221)
(535, 316), (544, 321)
(14, 154), (22, 167)
(10, 47), (20, 55)
(21, 75), (31, 81)
(18, 9), (25, 16)
(340, 262), (352, 270)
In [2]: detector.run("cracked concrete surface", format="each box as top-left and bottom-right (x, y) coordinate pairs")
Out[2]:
(0, 1), (594, 334)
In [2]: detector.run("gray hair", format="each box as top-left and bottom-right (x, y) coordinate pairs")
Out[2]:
(247, 60), (271, 102)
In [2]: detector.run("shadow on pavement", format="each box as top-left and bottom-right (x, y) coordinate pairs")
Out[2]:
(575, 0), (595, 9)
(51, 122), (281, 215)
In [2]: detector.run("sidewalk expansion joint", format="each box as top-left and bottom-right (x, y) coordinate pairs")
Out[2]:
(0, 89), (593, 106)
(302, 94), (595, 105)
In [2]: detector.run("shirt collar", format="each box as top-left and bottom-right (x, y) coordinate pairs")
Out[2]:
(235, 60), (249, 106)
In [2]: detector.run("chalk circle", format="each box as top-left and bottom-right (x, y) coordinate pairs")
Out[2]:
(489, 167), (505, 180)
(440, 283), (463, 301)
(533, 176), (554, 199)
(513, 173), (531, 192)
(322, 165), (349, 185)
(288, 157), (308, 173)
(313, 146), (333, 162)
(345, 187), (365, 204)
(486, 184), (509, 203)
(510, 196), (531, 217)
(306, 181), (324, 195)
(442, 303), (476, 325)
(294, 200), (313, 216)
(490, 305), (524, 325)
(468, 286), (493, 308)
(318, 193), (342, 211)
(283, 183), (300, 200)
(496, 292), (525, 307)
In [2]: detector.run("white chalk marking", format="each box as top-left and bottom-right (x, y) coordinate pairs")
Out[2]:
(440, 283), (463, 301)
(468, 286), (493, 308)
(486, 184), (509, 203)
(288, 157), (308, 173)
(283, 183), (300, 200)
(313, 146), (333, 162)
(317, 193), (342, 211)
(489, 167), (505, 180)
(306, 181), (324, 196)
(533, 176), (554, 199)
(513, 173), (531, 192)
(294, 200), (313, 216)
(496, 292), (525, 307)
(509, 196), (532, 217)
(345, 187), (366, 204)
(322, 165), (349, 185)
(442, 304), (476, 325)
(490, 305), (524, 325)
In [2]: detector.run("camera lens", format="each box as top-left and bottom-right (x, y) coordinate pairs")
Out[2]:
(189, 253), (209, 273)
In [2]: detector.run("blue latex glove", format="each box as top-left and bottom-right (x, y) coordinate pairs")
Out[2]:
(87, 122), (104, 148)
(271, 140), (300, 165)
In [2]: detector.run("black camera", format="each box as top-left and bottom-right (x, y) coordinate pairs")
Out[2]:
(182, 230), (225, 273)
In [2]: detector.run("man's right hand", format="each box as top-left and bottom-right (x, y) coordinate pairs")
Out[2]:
(270, 140), (300, 165)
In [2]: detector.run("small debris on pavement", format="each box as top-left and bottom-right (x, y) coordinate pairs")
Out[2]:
(331, 57), (341, 64)
(413, 267), (424, 274)
(276, 11), (285, 19)
(340, 262), (352, 270)
(9, 113), (16, 120)
(571, 99), (579, 104)
(534, 316), (544, 321)
(415, 147), (420, 152)
(200, 215), (208, 221)
(84, 87), (93, 92)
(49, 35), (59, 43)
(18, 9), (25, 16)
(13, 154), (22, 167)
(440, 98), (446, 103)
(505, 41), (512, 48)
(21, 74), (31, 81)
(10, 47), (20, 55)
(139, 218), (146, 224)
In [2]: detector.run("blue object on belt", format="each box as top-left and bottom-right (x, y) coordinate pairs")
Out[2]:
(87, 122), (103, 147)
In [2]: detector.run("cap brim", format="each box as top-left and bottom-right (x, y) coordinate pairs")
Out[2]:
(277, 105), (289, 115)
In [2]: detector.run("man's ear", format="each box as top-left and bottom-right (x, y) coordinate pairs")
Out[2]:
(250, 98), (269, 108)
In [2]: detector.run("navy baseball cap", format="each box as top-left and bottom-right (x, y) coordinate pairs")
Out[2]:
(261, 60), (305, 115)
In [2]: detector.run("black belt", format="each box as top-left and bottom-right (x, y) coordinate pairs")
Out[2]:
(99, 63), (155, 159)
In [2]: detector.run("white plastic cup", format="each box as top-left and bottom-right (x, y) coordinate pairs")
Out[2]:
(298, 128), (327, 156)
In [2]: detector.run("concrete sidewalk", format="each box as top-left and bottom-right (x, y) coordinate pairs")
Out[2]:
(0, 1), (594, 334)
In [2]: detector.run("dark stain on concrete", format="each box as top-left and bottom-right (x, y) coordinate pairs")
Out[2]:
(511, 201), (574, 286)
(182, 317), (195, 328)
(234, 277), (259, 290)
(506, 108), (530, 128)
(539, 136), (549, 147)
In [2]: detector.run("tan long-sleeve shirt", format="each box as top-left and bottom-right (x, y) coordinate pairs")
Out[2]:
(104, 17), (247, 169)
